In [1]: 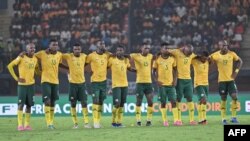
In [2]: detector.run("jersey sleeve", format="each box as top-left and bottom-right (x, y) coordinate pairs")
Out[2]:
(232, 52), (240, 61)
(152, 60), (157, 69)
(86, 54), (92, 63)
(35, 50), (43, 59)
(62, 53), (70, 60)
(130, 53), (136, 60)
(126, 58), (131, 68)
(173, 58), (177, 67)
(108, 57), (113, 67)
(168, 49), (178, 57)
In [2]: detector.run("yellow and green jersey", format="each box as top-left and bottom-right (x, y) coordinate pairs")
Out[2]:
(210, 51), (239, 82)
(62, 53), (87, 84)
(7, 55), (38, 85)
(191, 59), (209, 87)
(108, 57), (131, 88)
(153, 56), (176, 86)
(169, 49), (196, 79)
(35, 50), (62, 84)
(130, 53), (153, 83)
(86, 51), (110, 82)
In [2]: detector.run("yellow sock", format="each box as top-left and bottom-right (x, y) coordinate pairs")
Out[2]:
(112, 107), (118, 123)
(17, 110), (23, 127)
(50, 107), (55, 125)
(82, 108), (89, 124)
(172, 107), (178, 122)
(176, 102), (182, 121)
(24, 113), (31, 127)
(97, 105), (102, 123)
(135, 106), (141, 122)
(231, 100), (237, 118)
(160, 108), (167, 122)
(221, 100), (227, 120)
(44, 106), (50, 126)
(198, 104), (202, 122)
(187, 102), (195, 122)
(147, 106), (153, 121)
(70, 107), (77, 124)
(117, 107), (123, 124)
(92, 104), (98, 124)
(202, 104), (207, 120)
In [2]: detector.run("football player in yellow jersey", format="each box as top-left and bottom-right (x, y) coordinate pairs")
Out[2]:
(169, 44), (197, 125)
(86, 40), (110, 128)
(7, 43), (38, 131)
(153, 42), (178, 127)
(62, 43), (90, 129)
(191, 51), (210, 125)
(210, 40), (243, 124)
(35, 39), (63, 129)
(130, 42), (154, 126)
(108, 45), (135, 127)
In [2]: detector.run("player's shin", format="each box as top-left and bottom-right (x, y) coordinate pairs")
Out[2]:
(117, 107), (123, 124)
(187, 102), (195, 122)
(82, 108), (89, 124)
(135, 106), (141, 122)
(17, 110), (23, 127)
(231, 100), (237, 118)
(220, 100), (227, 120)
(70, 107), (78, 124)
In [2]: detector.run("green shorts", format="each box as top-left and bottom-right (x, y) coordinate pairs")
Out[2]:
(136, 83), (153, 99)
(69, 83), (87, 102)
(17, 85), (35, 106)
(219, 81), (238, 95)
(112, 87), (128, 105)
(91, 80), (107, 102)
(195, 85), (209, 101)
(176, 79), (193, 100)
(158, 86), (177, 103)
(42, 82), (59, 102)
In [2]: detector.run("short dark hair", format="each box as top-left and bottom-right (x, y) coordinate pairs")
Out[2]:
(117, 44), (125, 50)
(49, 38), (57, 44)
(198, 50), (209, 57)
(73, 42), (81, 47)
(160, 42), (170, 48)
(142, 40), (151, 46)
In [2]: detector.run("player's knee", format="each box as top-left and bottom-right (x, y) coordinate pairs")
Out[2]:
(161, 103), (166, 108)
(186, 97), (192, 102)
(171, 101), (177, 108)
(176, 98), (182, 102)
(25, 106), (31, 113)
(18, 104), (24, 110)
(220, 95), (227, 101)
(81, 101), (87, 108)
(119, 102), (125, 107)
(147, 101), (153, 107)
(200, 97), (207, 104)
(44, 99), (51, 106)
(71, 101), (77, 107)
(231, 94), (238, 100)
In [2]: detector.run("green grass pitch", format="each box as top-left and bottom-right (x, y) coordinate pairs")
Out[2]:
(0, 115), (249, 141)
